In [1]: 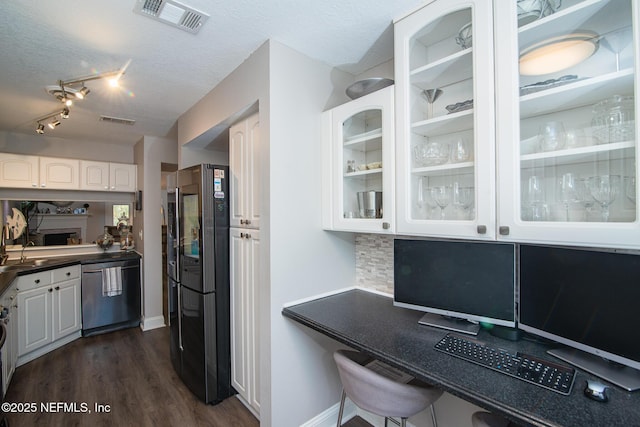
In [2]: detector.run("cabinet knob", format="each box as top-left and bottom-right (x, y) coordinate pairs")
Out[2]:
(245, 219), (251, 225)
(48, 288), (53, 293)
(240, 219), (245, 224)
(477, 225), (487, 234)
(240, 232), (245, 238)
(35, 279), (40, 284)
(499, 226), (510, 236)
(55, 286), (60, 291)
(245, 234), (251, 239)
(382, 222), (390, 230)
(66, 272), (71, 276)
(32, 183), (38, 187)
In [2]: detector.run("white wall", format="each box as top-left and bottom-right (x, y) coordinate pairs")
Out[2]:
(134, 128), (178, 330)
(0, 131), (134, 163)
(267, 41), (357, 427)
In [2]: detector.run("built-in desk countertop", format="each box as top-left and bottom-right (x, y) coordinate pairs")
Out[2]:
(282, 289), (640, 427)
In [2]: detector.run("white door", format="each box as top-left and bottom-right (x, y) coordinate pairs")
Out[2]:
(52, 279), (81, 340)
(0, 154), (39, 188)
(230, 228), (248, 399)
(109, 163), (137, 192)
(40, 157), (79, 189)
(229, 113), (260, 229)
(247, 229), (261, 414)
(17, 287), (51, 356)
(80, 160), (110, 190)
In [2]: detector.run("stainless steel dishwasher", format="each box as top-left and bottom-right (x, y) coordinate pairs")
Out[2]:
(81, 257), (141, 336)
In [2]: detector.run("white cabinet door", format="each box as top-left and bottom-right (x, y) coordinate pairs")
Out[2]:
(39, 156), (79, 189)
(52, 278), (81, 340)
(109, 163), (137, 192)
(229, 113), (260, 229)
(230, 227), (260, 416)
(395, 0), (496, 240)
(494, 0), (640, 249)
(80, 160), (110, 191)
(17, 286), (52, 356)
(0, 154), (39, 188)
(323, 85), (395, 233)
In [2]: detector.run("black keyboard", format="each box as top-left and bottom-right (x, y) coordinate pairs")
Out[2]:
(435, 333), (575, 395)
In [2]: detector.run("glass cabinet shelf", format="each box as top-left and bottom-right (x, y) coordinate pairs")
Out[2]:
(520, 69), (634, 118)
(412, 161), (474, 176)
(344, 168), (382, 178)
(410, 49), (473, 89)
(521, 140), (635, 168)
(411, 109), (474, 137)
(344, 129), (382, 147)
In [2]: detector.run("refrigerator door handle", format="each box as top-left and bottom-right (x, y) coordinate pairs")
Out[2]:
(175, 187), (181, 279)
(177, 283), (183, 351)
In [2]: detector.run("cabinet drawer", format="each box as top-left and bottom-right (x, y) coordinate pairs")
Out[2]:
(52, 265), (80, 282)
(15, 271), (52, 292)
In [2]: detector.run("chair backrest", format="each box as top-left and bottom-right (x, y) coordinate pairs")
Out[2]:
(334, 350), (442, 418)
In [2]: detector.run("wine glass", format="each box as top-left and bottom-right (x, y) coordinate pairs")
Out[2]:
(575, 178), (596, 221)
(450, 137), (471, 163)
(588, 175), (621, 222)
(626, 176), (636, 204)
(424, 187), (439, 219)
(600, 26), (632, 72)
(453, 184), (474, 219)
(430, 186), (451, 220)
(422, 88), (443, 119)
(557, 173), (579, 221)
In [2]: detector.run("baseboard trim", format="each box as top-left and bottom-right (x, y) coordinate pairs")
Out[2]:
(300, 399), (357, 427)
(140, 315), (165, 331)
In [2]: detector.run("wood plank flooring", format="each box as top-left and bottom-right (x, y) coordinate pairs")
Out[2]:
(3, 327), (259, 427)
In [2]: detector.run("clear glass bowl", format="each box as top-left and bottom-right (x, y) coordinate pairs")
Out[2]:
(413, 142), (450, 167)
(591, 95), (635, 144)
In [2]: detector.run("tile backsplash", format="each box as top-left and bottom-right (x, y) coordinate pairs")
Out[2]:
(355, 234), (394, 294)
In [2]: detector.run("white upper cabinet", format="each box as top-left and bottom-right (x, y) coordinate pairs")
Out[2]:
(39, 157), (79, 189)
(230, 113), (260, 229)
(80, 160), (110, 191)
(494, 0), (639, 249)
(322, 85), (395, 233)
(0, 154), (39, 188)
(109, 163), (137, 192)
(395, 0), (496, 239)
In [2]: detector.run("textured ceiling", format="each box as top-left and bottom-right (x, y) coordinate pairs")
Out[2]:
(0, 0), (422, 146)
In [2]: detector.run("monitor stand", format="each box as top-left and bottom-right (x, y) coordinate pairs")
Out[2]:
(548, 347), (640, 392)
(418, 313), (480, 335)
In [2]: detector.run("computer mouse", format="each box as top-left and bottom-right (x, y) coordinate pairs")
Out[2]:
(584, 380), (608, 402)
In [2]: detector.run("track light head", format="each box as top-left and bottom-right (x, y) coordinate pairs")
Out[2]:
(61, 107), (70, 119)
(76, 86), (90, 99)
(48, 118), (61, 129)
(36, 123), (45, 134)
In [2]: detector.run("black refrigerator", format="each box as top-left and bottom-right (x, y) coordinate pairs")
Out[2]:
(167, 164), (232, 404)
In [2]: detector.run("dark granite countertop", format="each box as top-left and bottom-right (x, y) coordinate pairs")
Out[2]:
(0, 251), (141, 296)
(282, 289), (640, 427)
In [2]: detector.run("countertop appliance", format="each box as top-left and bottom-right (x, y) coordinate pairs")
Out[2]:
(167, 164), (232, 404)
(81, 257), (141, 336)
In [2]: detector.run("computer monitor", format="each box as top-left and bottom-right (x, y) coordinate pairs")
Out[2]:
(519, 244), (640, 391)
(394, 238), (516, 335)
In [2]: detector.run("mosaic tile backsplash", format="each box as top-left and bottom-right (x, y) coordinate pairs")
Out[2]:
(355, 234), (394, 294)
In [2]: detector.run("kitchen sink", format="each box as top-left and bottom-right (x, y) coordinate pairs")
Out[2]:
(0, 258), (53, 272)
(0, 264), (24, 273)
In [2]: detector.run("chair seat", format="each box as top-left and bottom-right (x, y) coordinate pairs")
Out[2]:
(334, 349), (443, 419)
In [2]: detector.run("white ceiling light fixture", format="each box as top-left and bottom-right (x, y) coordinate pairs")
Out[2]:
(519, 32), (600, 76)
(33, 108), (71, 134)
(133, 0), (209, 34)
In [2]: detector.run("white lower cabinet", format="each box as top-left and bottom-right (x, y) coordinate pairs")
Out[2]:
(230, 227), (260, 417)
(1, 283), (18, 397)
(16, 265), (82, 365)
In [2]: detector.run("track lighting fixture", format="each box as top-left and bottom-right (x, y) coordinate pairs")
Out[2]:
(34, 108), (68, 134)
(61, 107), (70, 119)
(36, 123), (45, 134)
(47, 67), (127, 104)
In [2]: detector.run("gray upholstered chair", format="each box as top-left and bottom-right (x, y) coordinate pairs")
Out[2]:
(334, 349), (443, 427)
(471, 411), (521, 427)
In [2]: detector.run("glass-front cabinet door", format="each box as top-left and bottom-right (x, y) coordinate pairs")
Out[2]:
(321, 85), (395, 233)
(495, 0), (639, 249)
(395, 0), (496, 239)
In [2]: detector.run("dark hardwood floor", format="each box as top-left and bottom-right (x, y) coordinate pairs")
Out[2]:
(3, 327), (259, 427)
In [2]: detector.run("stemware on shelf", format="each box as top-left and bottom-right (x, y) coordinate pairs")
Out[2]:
(450, 137), (471, 163)
(600, 26), (633, 72)
(453, 184), (474, 219)
(626, 176), (636, 203)
(422, 88), (443, 119)
(538, 121), (567, 152)
(430, 186), (452, 220)
(588, 175), (621, 222)
(557, 172), (579, 221)
(575, 178), (596, 222)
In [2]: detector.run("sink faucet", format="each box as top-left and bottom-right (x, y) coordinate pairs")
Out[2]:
(0, 224), (8, 266)
(20, 240), (35, 264)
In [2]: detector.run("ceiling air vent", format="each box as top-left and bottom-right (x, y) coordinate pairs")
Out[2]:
(133, 0), (209, 34)
(100, 116), (136, 126)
